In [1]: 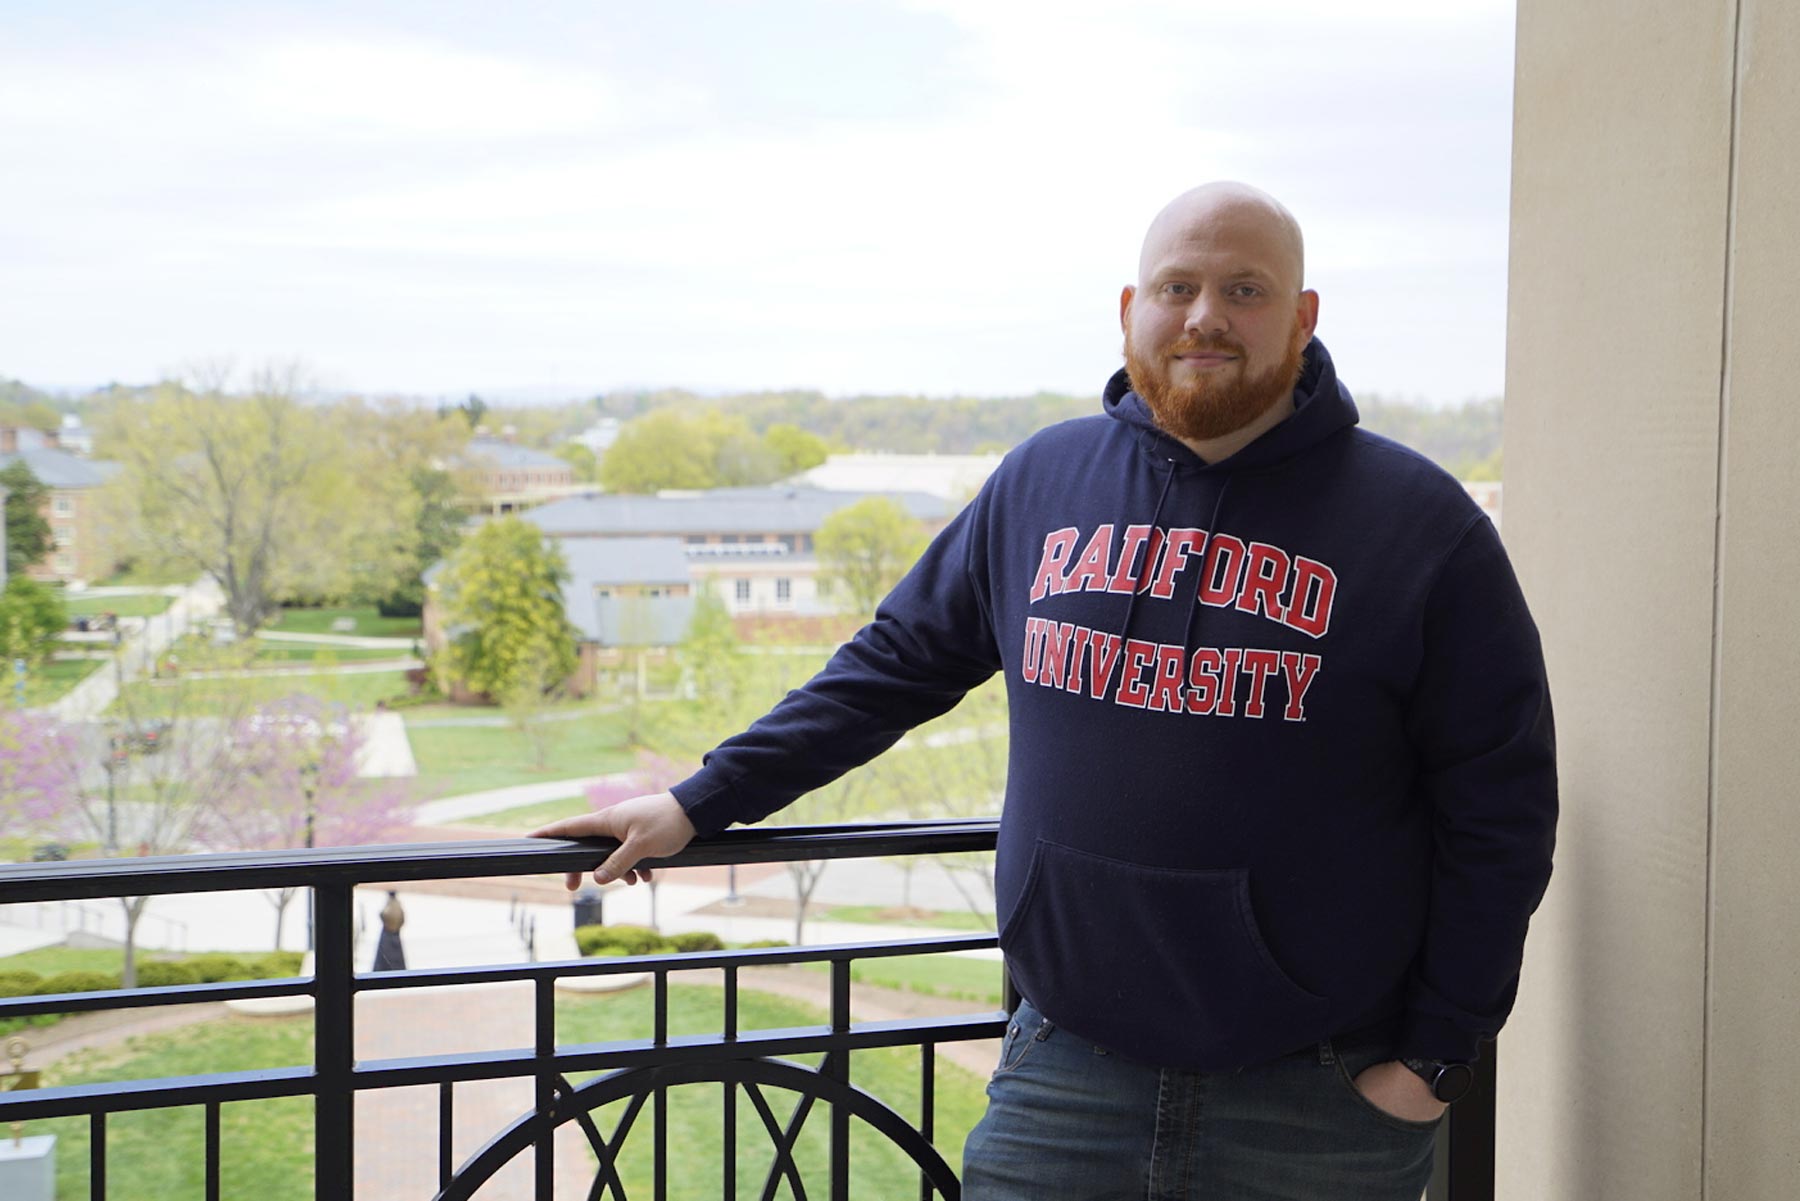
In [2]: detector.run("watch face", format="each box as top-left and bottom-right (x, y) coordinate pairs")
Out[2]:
(1435, 1062), (1475, 1104)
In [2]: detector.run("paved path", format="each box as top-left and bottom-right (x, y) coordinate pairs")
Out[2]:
(413, 777), (628, 825)
(256, 630), (418, 649)
(50, 577), (223, 720)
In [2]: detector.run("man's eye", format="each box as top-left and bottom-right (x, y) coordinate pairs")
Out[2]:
(1229, 285), (1261, 299)
(1162, 283), (1193, 297)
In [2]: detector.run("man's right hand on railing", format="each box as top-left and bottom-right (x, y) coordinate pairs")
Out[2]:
(530, 792), (697, 890)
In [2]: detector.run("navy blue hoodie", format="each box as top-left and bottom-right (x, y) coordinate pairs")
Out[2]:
(673, 340), (1556, 1069)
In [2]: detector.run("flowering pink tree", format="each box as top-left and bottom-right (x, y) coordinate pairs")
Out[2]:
(0, 710), (84, 841)
(199, 694), (415, 950)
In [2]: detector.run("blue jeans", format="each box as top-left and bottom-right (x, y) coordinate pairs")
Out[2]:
(961, 1000), (1440, 1200)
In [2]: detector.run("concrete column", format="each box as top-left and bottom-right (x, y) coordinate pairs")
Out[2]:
(1501, 1), (1800, 1198)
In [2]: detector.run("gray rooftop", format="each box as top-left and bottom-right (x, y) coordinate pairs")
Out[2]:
(560, 537), (692, 588)
(463, 437), (572, 471)
(0, 449), (120, 489)
(525, 486), (950, 537)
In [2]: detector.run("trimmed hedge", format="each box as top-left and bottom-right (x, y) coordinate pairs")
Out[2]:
(573, 925), (729, 958)
(0, 950), (310, 1035)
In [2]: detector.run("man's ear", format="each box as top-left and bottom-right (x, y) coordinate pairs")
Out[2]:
(1119, 285), (1136, 331)
(1297, 289), (1320, 340)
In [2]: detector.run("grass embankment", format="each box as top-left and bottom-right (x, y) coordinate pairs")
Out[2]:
(801, 953), (1006, 1007)
(60, 592), (174, 618)
(267, 606), (422, 639)
(406, 710), (635, 800)
(12, 656), (106, 705)
(456, 794), (591, 828)
(249, 645), (414, 664)
(112, 670), (415, 717)
(34, 983), (987, 1200)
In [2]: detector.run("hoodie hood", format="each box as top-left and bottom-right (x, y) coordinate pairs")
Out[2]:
(1103, 337), (1361, 472)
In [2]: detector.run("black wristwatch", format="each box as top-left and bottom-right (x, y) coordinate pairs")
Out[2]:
(1400, 1057), (1474, 1104)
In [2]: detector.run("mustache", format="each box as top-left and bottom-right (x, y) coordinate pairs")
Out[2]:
(1166, 335), (1245, 356)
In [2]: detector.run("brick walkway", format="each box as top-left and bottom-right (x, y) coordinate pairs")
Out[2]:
(354, 981), (594, 1200)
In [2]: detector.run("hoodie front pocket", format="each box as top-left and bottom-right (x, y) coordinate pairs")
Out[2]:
(999, 838), (1327, 1069)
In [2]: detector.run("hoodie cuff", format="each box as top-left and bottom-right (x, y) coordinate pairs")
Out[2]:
(668, 763), (743, 840)
(1398, 1010), (1483, 1064)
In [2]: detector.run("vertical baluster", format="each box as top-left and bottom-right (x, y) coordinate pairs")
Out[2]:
(536, 976), (555, 1200)
(724, 964), (738, 1201)
(655, 970), (668, 1201)
(205, 1101), (221, 1201)
(919, 1042), (935, 1201)
(830, 960), (851, 1201)
(313, 882), (355, 1200)
(90, 1111), (105, 1199)
(439, 1082), (454, 1191)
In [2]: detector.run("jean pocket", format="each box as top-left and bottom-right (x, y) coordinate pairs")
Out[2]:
(998, 839), (1328, 1068)
(992, 1001), (1049, 1078)
(1331, 1055), (1446, 1135)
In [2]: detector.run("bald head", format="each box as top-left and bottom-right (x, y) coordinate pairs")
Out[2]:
(1137, 182), (1306, 295)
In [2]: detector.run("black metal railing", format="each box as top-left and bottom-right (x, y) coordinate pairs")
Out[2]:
(0, 821), (1495, 1200)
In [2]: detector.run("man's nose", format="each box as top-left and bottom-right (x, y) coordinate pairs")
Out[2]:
(1183, 290), (1229, 336)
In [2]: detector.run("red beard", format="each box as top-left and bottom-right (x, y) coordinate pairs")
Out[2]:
(1124, 323), (1308, 444)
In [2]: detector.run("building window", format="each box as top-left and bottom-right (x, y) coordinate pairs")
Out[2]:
(734, 579), (751, 603)
(775, 578), (792, 603)
(53, 527), (74, 548)
(53, 497), (73, 516)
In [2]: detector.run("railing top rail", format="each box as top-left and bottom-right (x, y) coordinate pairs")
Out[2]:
(0, 818), (1000, 902)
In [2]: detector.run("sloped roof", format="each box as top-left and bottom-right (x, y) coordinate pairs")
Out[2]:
(463, 437), (571, 471)
(525, 486), (949, 537)
(0, 448), (120, 489)
(560, 537), (692, 588)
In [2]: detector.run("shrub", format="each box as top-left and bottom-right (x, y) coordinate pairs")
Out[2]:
(136, 961), (205, 987)
(736, 939), (791, 950)
(583, 924), (671, 957)
(183, 954), (254, 983)
(576, 924), (667, 957)
(33, 970), (122, 996)
(669, 932), (726, 953)
(0, 971), (42, 998)
(251, 951), (305, 977)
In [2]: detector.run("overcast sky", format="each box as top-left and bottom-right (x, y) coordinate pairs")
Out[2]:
(1, 0), (1516, 405)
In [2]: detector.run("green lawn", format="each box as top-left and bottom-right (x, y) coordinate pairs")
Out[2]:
(457, 794), (591, 828)
(407, 711), (634, 799)
(59, 592), (174, 618)
(92, 565), (196, 588)
(111, 670), (415, 717)
(249, 644), (415, 664)
(0, 946), (136, 975)
(10, 656), (105, 706)
(268, 606), (423, 639)
(820, 904), (996, 933)
(802, 954), (1006, 1007)
(34, 982), (987, 1200)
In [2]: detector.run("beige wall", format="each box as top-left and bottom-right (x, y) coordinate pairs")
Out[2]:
(1502, 1), (1799, 1197)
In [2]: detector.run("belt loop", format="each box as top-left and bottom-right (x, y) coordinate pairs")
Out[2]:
(1317, 1039), (1335, 1067)
(1035, 1017), (1055, 1042)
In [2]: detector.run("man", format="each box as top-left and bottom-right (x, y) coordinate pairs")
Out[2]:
(534, 182), (1557, 1199)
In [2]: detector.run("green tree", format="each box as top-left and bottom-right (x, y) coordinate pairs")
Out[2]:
(553, 441), (601, 483)
(0, 577), (66, 667)
(599, 410), (783, 493)
(379, 466), (466, 617)
(432, 517), (578, 701)
(599, 410), (721, 493)
(101, 366), (408, 636)
(0, 461), (53, 577)
(814, 497), (929, 616)
(763, 423), (830, 476)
